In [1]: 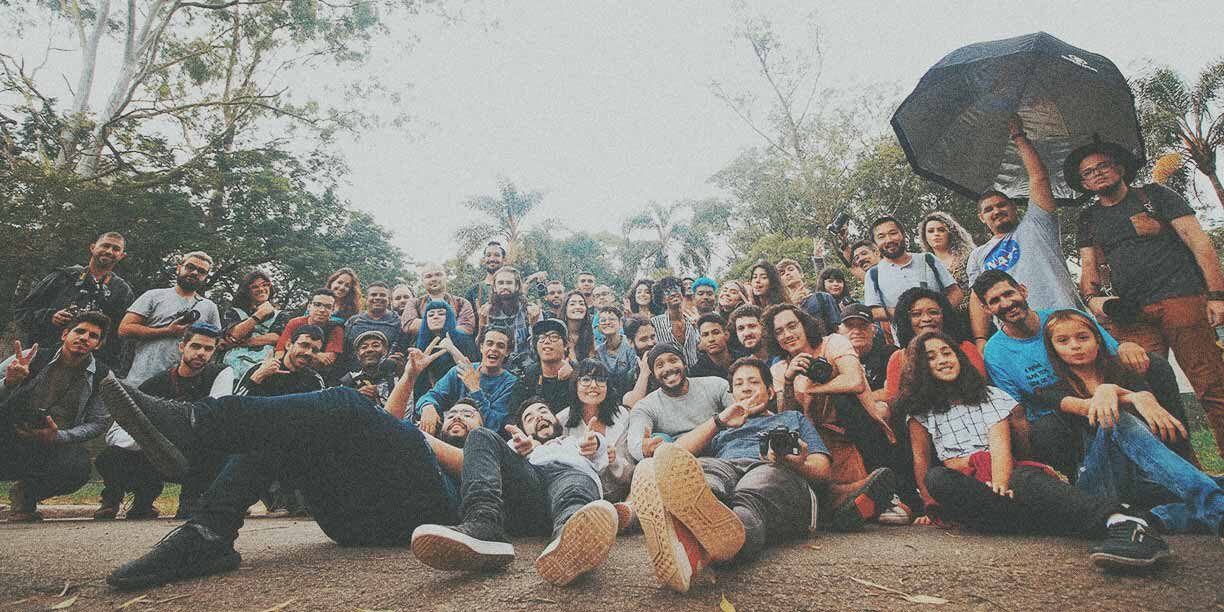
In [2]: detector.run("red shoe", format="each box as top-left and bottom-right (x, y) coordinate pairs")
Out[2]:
(631, 458), (710, 593)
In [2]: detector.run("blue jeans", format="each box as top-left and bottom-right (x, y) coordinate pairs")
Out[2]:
(190, 387), (458, 545)
(1076, 412), (1224, 534)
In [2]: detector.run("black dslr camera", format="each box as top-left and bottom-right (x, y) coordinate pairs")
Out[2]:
(351, 358), (398, 388)
(804, 356), (835, 384)
(758, 425), (801, 458)
(157, 309), (200, 328)
(825, 210), (851, 237)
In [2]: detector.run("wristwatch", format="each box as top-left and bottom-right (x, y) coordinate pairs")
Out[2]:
(713, 414), (729, 431)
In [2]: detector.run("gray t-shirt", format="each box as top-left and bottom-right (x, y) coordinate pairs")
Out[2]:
(967, 203), (1081, 312)
(626, 376), (732, 461)
(125, 288), (220, 385)
(863, 252), (957, 310)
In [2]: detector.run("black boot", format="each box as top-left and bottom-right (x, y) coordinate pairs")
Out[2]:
(107, 523), (241, 590)
(100, 376), (197, 480)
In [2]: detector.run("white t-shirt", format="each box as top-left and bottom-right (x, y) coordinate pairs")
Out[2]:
(911, 386), (1018, 463)
(125, 288), (220, 385)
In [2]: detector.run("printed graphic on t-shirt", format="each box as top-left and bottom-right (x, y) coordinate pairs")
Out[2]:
(982, 236), (1021, 272)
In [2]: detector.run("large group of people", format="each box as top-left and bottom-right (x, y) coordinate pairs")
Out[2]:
(3, 125), (1223, 594)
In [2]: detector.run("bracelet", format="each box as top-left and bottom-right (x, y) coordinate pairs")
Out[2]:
(713, 415), (728, 431)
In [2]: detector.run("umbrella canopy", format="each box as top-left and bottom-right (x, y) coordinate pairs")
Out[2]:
(891, 31), (1145, 203)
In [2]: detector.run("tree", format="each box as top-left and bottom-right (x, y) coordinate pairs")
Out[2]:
(452, 178), (543, 264)
(621, 199), (724, 278)
(517, 227), (626, 292)
(1133, 60), (1224, 208)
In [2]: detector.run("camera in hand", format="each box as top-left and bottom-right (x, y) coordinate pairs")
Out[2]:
(758, 425), (801, 458)
(804, 356), (835, 384)
(825, 210), (850, 237)
(159, 309), (201, 328)
(533, 280), (548, 299)
(13, 404), (51, 430)
(351, 358), (398, 387)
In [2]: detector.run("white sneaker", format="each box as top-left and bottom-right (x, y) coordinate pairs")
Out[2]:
(877, 495), (913, 526)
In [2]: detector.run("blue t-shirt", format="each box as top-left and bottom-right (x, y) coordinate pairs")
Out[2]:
(707, 411), (829, 461)
(983, 308), (1118, 421)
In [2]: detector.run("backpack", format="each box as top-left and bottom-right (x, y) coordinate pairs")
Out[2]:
(868, 252), (945, 306)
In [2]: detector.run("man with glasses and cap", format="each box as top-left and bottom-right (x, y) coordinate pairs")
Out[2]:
(95, 322), (234, 521)
(508, 318), (576, 419)
(119, 252), (221, 386)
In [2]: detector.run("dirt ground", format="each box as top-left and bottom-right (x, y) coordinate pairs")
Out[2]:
(1, 517), (1221, 612)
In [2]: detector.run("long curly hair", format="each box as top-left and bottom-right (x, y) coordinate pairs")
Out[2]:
(917, 211), (976, 261)
(233, 268), (276, 312)
(896, 331), (990, 417)
(628, 278), (661, 316)
(761, 303), (826, 359)
(892, 286), (968, 348)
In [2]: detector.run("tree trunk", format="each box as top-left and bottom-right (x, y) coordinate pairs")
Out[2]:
(55, 0), (112, 169)
(1204, 167), (1224, 210)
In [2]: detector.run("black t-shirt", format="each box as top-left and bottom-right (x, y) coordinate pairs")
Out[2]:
(1076, 184), (1203, 306)
(688, 352), (730, 381)
(508, 361), (575, 420)
(139, 363), (228, 401)
(859, 339), (898, 392)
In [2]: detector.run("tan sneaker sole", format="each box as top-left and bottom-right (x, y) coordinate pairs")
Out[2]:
(535, 500), (618, 586)
(654, 444), (745, 562)
(410, 524), (515, 571)
(631, 459), (698, 593)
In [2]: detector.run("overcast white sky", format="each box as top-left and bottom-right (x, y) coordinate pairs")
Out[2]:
(332, 0), (1223, 262)
(9, 1), (1224, 263)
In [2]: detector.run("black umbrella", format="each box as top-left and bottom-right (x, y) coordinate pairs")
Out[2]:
(891, 31), (1145, 203)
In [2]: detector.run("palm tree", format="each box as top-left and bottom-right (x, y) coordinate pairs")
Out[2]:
(453, 178), (544, 263)
(1134, 61), (1224, 208)
(622, 200), (716, 277)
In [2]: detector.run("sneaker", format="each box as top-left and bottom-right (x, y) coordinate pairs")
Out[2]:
(613, 501), (639, 534)
(630, 458), (710, 593)
(411, 521), (515, 571)
(1090, 520), (1172, 569)
(654, 443), (745, 562)
(125, 505), (161, 520)
(107, 523), (241, 590)
(93, 503), (120, 520)
(7, 509), (43, 523)
(828, 468), (897, 532)
(877, 495), (912, 526)
(7, 482), (40, 522)
(99, 376), (196, 480)
(535, 500), (619, 586)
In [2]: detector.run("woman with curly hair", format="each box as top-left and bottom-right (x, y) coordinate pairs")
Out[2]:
(626, 278), (659, 317)
(883, 287), (984, 402)
(326, 267), (363, 321)
(918, 212), (976, 310)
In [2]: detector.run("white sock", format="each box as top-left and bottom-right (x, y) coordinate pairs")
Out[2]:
(1106, 513), (1147, 528)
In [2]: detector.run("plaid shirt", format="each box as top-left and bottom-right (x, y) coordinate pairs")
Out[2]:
(912, 387), (1017, 463)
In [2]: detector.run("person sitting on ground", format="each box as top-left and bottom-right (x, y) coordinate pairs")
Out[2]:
(621, 316), (659, 407)
(863, 217), (963, 324)
(917, 212), (977, 311)
(1037, 310), (1221, 541)
(562, 291), (597, 361)
(556, 359), (635, 501)
(689, 313), (734, 381)
(883, 287), (984, 402)
(344, 281), (408, 371)
(839, 304), (896, 395)
(411, 299), (478, 399)
(778, 258), (840, 333)
(338, 331), (398, 408)
(748, 260), (789, 310)
(716, 280), (751, 320)
(973, 270), (1155, 477)
(508, 318), (576, 419)
(238, 326), (326, 397)
(0, 312), (112, 523)
(220, 269), (290, 384)
(411, 398), (618, 587)
(651, 276), (700, 365)
(820, 268), (856, 309)
(626, 343), (733, 462)
(727, 304), (768, 362)
(415, 326), (517, 435)
(15, 231), (134, 370)
(404, 262), (477, 337)
(595, 305), (636, 392)
(97, 323), (233, 521)
(97, 349), (459, 589)
(275, 288), (345, 385)
(763, 303), (899, 524)
(900, 331), (1172, 569)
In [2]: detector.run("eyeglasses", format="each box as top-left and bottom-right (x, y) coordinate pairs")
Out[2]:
(537, 332), (565, 343)
(578, 375), (608, 387)
(1079, 161), (1116, 180)
(182, 262), (210, 275)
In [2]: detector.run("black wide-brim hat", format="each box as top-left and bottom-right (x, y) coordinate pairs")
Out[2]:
(1062, 141), (1139, 193)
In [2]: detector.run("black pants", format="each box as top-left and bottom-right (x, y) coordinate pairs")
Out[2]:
(924, 465), (1114, 537)
(460, 427), (600, 539)
(836, 394), (922, 512)
(699, 458), (815, 562)
(187, 388), (457, 546)
(94, 447), (164, 508)
(0, 407), (91, 509)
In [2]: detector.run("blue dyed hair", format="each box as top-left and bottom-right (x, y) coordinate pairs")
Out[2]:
(416, 299), (458, 349)
(692, 276), (718, 292)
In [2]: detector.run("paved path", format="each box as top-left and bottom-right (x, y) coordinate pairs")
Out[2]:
(1, 518), (1221, 611)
